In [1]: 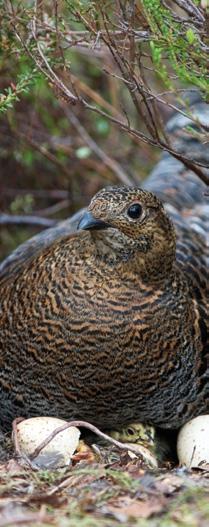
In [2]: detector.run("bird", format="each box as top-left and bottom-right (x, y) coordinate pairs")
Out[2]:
(0, 92), (208, 436)
(0, 181), (208, 433)
(109, 422), (174, 463)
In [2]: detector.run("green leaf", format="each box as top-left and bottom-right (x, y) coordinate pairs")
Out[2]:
(186, 28), (196, 45)
(96, 119), (110, 135)
(76, 146), (91, 159)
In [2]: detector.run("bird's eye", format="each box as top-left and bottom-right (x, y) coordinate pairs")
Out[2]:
(127, 427), (135, 436)
(127, 203), (142, 219)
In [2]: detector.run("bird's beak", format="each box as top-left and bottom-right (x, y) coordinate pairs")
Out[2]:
(77, 211), (110, 231)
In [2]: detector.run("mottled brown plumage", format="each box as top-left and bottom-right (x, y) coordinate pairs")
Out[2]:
(0, 183), (208, 432)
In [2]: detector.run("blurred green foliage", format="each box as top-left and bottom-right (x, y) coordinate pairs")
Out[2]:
(10, 194), (34, 214)
(143, 0), (209, 96)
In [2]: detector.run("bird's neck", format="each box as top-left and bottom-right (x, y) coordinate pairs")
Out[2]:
(90, 223), (176, 285)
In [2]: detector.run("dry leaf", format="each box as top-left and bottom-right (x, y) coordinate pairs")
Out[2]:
(72, 440), (96, 464)
(108, 496), (164, 520)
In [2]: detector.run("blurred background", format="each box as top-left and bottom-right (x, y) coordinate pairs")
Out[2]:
(0, 0), (208, 261)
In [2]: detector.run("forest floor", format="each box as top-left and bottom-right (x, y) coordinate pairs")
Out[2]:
(1, 443), (209, 527)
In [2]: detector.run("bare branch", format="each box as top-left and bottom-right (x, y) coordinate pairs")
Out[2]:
(172, 0), (205, 23)
(5, 0), (209, 187)
(28, 418), (157, 467)
(0, 214), (57, 228)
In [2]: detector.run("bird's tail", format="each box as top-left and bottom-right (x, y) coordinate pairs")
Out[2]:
(145, 92), (209, 210)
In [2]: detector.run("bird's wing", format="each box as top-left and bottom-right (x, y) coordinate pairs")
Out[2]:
(0, 209), (84, 282)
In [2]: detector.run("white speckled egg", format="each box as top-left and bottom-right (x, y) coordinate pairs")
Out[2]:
(15, 417), (80, 469)
(177, 415), (209, 468)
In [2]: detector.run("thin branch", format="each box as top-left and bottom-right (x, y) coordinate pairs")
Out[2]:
(0, 214), (57, 228)
(83, 102), (209, 183)
(28, 419), (157, 468)
(100, 11), (160, 141)
(31, 13), (78, 105)
(8, 2), (209, 185)
(172, 0), (205, 23)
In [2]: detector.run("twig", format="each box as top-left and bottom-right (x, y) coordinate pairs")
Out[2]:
(172, 0), (205, 23)
(0, 214), (57, 228)
(31, 12), (78, 105)
(101, 12), (160, 142)
(70, 73), (122, 119)
(8, 3), (209, 185)
(83, 102), (209, 183)
(29, 419), (157, 468)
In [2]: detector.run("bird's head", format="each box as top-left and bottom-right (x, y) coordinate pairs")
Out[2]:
(78, 186), (176, 281)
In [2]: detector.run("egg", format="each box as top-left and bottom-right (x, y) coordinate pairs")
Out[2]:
(177, 415), (209, 468)
(15, 417), (80, 469)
